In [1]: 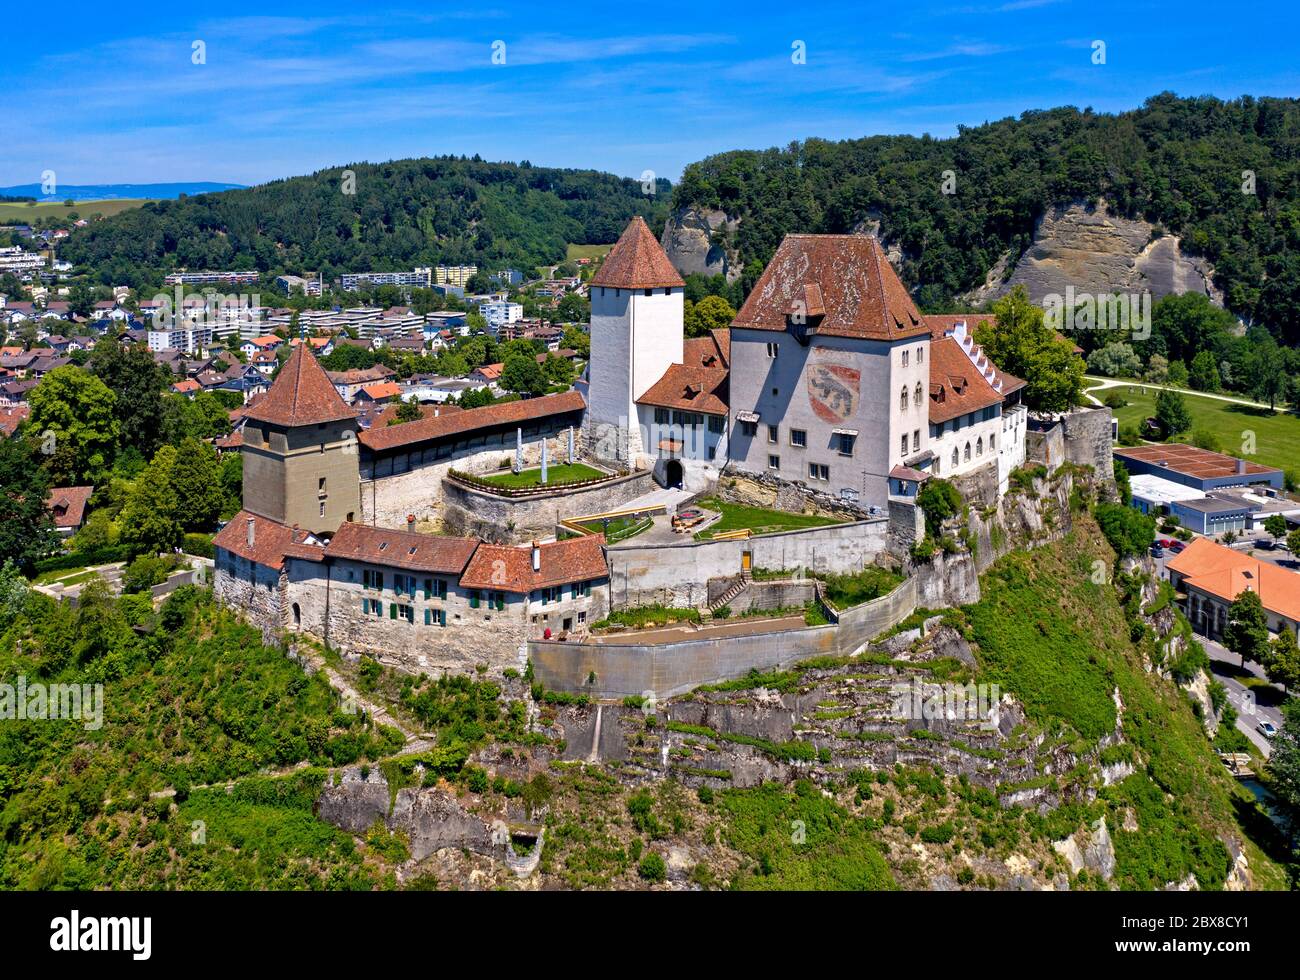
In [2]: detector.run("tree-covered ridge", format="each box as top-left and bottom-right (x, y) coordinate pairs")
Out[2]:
(672, 93), (1300, 339)
(60, 157), (670, 290)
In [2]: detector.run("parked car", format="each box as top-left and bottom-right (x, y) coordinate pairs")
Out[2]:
(1151, 544), (1165, 558)
(1168, 541), (1187, 554)
(1158, 539), (1177, 548)
(1258, 720), (1278, 739)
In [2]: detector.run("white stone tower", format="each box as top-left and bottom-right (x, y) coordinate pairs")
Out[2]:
(586, 216), (684, 465)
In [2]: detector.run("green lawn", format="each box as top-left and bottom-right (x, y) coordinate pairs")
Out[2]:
(1095, 383), (1300, 476)
(478, 462), (606, 489)
(565, 243), (614, 262)
(32, 565), (106, 586)
(694, 497), (843, 540)
(577, 514), (653, 543)
(0, 198), (151, 223)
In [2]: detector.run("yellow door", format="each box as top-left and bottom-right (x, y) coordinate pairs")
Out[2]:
(741, 551), (752, 572)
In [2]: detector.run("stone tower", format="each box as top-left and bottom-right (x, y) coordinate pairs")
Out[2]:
(240, 343), (360, 535)
(586, 216), (685, 465)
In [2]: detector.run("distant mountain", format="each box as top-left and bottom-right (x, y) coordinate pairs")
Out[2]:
(0, 182), (245, 202)
(58, 158), (670, 290)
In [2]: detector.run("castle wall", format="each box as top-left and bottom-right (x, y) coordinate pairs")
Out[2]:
(213, 556), (287, 630)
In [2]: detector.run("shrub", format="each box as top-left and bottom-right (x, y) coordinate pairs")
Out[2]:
(638, 852), (666, 882)
(916, 478), (961, 537)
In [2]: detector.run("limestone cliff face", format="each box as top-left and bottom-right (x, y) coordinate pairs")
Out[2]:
(660, 206), (741, 281)
(969, 199), (1223, 306)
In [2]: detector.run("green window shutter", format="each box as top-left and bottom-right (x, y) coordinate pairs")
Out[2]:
(424, 579), (432, 599)
(470, 590), (480, 609)
(424, 608), (431, 625)
(438, 610), (446, 627)
(389, 603), (397, 620)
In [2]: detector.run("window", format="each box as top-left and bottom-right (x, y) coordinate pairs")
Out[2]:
(836, 432), (855, 456)
(990, 433), (996, 450)
(951, 447), (959, 467)
(644, 288), (652, 297)
(390, 602), (413, 623)
(424, 608), (446, 627)
(914, 382), (923, 407)
(572, 580), (591, 598)
(654, 407), (669, 425)
(964, 442), (972, 462)
(976, 437), (983, 456)
(318, 477), (326, 492)
(707, 444), (716, 461)
(488, 590), (506, 611)
(393, 574), (417, 598)
(319, 501), (326, 517)
(912, 430), (920, 453)
(768, 454), (780, 470)
(469, 589), (481, 609)
(900, 387), (908, 412)
(809, 463), (829, 481)
(363, 569), (384, 591)
(361, 598), (383, 617)
(766, 342), (779, 358)
(900, 434), (908, 456)
(707, 415), (724, 433)
(790, 428), (807, 448)
(673, 411), (703, 427)
(767, 424), (778, 444)
(771, 387), (779, 397)
(902, 350), (909, 368)
(917, 346), (924, 364)
(578, 611), (587, 625)
(741, 420), (757, 437)
(424, 578), (447, 600)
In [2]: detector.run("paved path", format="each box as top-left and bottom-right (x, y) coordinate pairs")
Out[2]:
(1084, 375), (1282, 411)
(1200, 633), (1283, 758)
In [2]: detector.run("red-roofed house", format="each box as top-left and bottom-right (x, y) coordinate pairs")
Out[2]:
(1166, 537), (1300, 641)
(46, 485), (94, 537)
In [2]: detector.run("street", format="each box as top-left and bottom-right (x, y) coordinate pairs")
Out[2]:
(1202, 633), (1284, 758)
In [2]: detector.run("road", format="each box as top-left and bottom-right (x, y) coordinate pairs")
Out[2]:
(1201, 633), (1283, 757)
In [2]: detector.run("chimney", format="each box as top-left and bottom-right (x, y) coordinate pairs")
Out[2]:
(531, 540), (541, 573)
(1236, 458), (1246, 475)
(246, 517), (255, 547)
(407, 514), (416, 529)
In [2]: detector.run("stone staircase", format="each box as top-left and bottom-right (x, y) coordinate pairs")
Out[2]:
(707, 572), (751, 614)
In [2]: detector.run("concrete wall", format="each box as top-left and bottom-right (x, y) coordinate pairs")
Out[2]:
(605, 518), (889, 607)
(441, 469), (653, 544)
(531, 577), (916, 698)
(719, 578), (817, 615)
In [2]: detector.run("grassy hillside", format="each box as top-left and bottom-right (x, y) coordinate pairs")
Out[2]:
(0, 199), (150, 224)
(961, 517), (1285, 889)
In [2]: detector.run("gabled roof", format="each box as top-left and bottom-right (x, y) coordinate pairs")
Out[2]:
(460, 535), (609, 593)
(213, 510), (320, 571)
(636, 328), (730, 415)
(1167, 537), (1300, 623)
(359, 390), (585, 453)
(928, 336), (1023, 424)
(46, 485), (93, 528)
(589, 216), (684, 290)
(242, 343), (356, 428)
(323, 522), (478, 575)
(357, 381), (403, 401)
(732, 234), (927, 341)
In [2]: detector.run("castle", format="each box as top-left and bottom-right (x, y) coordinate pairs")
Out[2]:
(214, 216), (1030, 677)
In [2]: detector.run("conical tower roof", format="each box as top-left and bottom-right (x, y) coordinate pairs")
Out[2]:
(243, 342), (356, 427)
(589, 215), (684, 290)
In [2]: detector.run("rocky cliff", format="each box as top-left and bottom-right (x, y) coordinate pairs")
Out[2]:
(965, 199), (1223, 307)
(659, 206), (742, 281)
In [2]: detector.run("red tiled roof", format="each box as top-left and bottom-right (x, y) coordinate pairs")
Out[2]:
(326, 365), (395, 386)
(171, 379), (201, 394)
(475, 362), (504, 380)
(636, 328), (730, 415)
(1113, 444), (1279, 480)
(213, 510), (319, 571)
(0, 405), (29, 437)
(589, 216), (684, 290)
(733, 234), (927, 341)
(1167, 538), (1300, 624)
(358, 381), (402, 401)
(928, 336), (1022, 425)
(323, 522), (477, 575)
(46, 485), (93, 528)
(243, 344), (357, 428)
(360, 390), (585, 452)
(460, 535), (608, 593)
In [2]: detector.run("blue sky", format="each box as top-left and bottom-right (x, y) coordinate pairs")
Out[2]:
(3, 0), (1298, 187)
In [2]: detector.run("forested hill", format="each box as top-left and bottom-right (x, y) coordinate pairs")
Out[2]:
(60, 157), (671, 289)
(671, 93), (1300, 340)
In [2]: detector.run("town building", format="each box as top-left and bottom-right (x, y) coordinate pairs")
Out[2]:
(1165, 537), (1300, 641)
